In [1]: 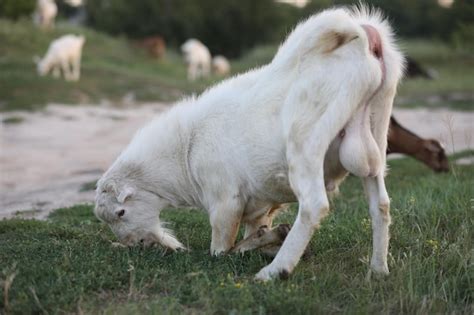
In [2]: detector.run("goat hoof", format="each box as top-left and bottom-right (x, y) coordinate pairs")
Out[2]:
(276, 223), (291, 240)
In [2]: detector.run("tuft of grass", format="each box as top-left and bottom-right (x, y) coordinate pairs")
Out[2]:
(2, 116), (24, 124)
(79, 180), (97, 192)
(0, 157), (472, 314)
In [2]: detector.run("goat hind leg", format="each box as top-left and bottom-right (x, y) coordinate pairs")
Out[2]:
(255, 168), (329, 281)
(364, 89), (395, 275)
(365, 177), (391, 274)
(52, 65), (60, 78)
(61, 59), (73, 81)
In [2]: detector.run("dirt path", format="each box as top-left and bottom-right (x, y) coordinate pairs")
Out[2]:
(1, 104), (473, 219)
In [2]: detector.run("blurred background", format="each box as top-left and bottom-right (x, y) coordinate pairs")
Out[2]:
(0, 0), (473, 109)
(0, 0), (473, 217)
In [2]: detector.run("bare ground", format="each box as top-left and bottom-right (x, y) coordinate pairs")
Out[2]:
(1, 104), (473, 219)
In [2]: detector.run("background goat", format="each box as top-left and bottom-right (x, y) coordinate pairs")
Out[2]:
(181, 39), (211, 81)
(33, 0), (57, 30)
(35, 34), (85, 81)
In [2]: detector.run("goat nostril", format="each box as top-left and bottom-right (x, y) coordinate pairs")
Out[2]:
(117, 209), (125, 217)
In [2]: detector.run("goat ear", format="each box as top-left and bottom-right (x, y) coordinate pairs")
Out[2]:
(317, 30), (355, 54)
(425, 140), (442, 152)
(117, 186), (135, 204)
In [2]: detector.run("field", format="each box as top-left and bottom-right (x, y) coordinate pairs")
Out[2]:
(1, 155), (473, 314)
(0, 19), (473, 111)
(1, 16), (473, 315)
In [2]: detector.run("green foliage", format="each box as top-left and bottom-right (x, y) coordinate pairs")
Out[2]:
(0, 0), (35, 19)
(86, 0), (299, 57)
(0, 158), (473, 313)
(452, 22), (474, 51)
(85, 0), (474, 57)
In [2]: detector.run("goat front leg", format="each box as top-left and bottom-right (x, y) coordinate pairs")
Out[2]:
(209, 200), (243, 255)
(52, 65), (60, 78)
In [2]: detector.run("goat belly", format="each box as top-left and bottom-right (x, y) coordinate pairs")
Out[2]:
(339, 106), (381, 177)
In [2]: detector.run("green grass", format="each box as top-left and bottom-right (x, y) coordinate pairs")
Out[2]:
(1, 157), (472, 314)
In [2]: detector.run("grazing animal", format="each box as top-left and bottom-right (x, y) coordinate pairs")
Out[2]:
(388, 116), (449, 172)
(405, 56), (437, 79)
(33, 0), (58, 29)
(212, 55), (231, 76)
(95, 6), (404, 281)
(181, 39), (211, 81)
(140, 36), (166, 59)
(36, 34), (85, 81)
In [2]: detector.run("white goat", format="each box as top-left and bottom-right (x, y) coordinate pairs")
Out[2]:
(64, 0), (83, 7)
(95, 6), (404, 281)
(212, 55), (231, 76)
(181, 39), (211, 81)
(33, 0), (58, 29)
(36, 34), (85, 81)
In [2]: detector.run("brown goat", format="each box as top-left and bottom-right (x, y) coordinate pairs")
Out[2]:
(139, 36), (166, 59)
(387, 116), (449, 172)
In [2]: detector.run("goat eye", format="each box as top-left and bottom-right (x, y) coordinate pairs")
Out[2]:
(117, 209), (125, 217)
(102, 189), (107, 193)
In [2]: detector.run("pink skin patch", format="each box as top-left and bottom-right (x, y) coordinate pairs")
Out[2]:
(362, 24), (385, 81)
(361, 24), (383, 59)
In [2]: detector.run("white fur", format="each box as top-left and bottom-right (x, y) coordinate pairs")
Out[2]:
(95, 6), (404, 280)
(212, 55), (231, 76)
(36, 34), (85, 81)
(33, 0), (57, 29)
(64, 0), (83, 7)
(181, 39), (211, 81)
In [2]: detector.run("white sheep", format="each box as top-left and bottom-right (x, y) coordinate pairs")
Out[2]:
(212, 55), (231, 76)
(95, 6), (404, 281)
(36, 34), (85, 81)
(181, 39), (211, 81)
(33, 0), (58, 30)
